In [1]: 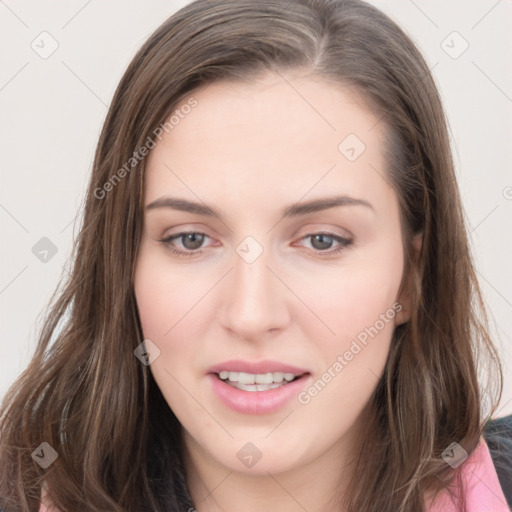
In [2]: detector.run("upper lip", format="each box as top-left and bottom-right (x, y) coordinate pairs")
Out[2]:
(208, 359), (309, 375)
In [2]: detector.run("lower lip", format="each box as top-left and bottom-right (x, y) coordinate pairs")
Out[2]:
(208, 373), (310, 415)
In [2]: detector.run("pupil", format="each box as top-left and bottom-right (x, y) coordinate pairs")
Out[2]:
(312, 234), (332, 250)
(183, 233), (204, 250)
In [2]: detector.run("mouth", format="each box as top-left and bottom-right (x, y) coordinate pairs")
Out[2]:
(207, 360), (311, 414)
(214, 370), (305, 392)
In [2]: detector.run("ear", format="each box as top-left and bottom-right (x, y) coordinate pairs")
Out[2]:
(394, 233), (422, 326)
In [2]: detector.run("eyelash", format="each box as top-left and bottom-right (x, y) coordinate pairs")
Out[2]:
(157, 231), (353, 258)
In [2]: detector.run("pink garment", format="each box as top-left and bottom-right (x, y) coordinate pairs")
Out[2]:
(39, 436), (508, 511)
(425, 436), (509, 511)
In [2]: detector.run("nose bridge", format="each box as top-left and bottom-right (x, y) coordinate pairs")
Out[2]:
(221, 234), (287, 337)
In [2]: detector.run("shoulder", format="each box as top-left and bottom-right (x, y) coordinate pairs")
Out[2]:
(483, 413), (512, 508)
(425, 418), (511, 511)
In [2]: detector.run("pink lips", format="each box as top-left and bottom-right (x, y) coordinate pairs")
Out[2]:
(208, 359), (308, 375)
(207, 359), (311, 415)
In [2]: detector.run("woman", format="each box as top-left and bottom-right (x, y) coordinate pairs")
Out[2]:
(0, 0), (510, 511)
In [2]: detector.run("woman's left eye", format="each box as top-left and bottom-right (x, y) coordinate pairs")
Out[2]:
(158, 231), (353, 258)
(298, 233), (353, 256)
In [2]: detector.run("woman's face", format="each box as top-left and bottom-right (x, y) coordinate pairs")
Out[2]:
(134, 71), (410, 476)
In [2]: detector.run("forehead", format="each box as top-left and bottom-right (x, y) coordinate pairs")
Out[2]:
(170, 71), (382, 154)
(144, 71), (392, 213)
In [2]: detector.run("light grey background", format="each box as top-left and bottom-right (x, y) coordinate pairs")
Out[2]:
(1, 0), (511, 416)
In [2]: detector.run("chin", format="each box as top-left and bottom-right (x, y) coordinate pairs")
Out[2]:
(199, 433), (310, 476)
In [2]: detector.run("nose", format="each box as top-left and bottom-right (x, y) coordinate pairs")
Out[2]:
(219, 240), (290, 341)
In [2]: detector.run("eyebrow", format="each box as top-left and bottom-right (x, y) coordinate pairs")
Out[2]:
(145, 195), (373, 219)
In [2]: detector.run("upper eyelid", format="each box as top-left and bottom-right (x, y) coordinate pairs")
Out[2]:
(160, 222), (353, 238)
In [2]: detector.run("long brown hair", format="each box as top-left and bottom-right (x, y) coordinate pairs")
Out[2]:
(0, 0), (503, 510)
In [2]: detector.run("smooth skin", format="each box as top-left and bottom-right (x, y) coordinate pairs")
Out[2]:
(134, 70), (417, 512)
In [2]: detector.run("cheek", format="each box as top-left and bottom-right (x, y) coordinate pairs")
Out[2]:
(302, 238), (403, 398)
(133, 243), (218, 402)
(309, 249), (403, 346)
(133, 248), (205, 418)
(295, 270), (401, 436)
(134, 244), (209, 340)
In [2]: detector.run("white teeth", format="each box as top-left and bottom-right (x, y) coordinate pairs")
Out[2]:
(227, 372), (239, 382)
(230, 382), (282, 392)
(218, 371), (299, 384)
(255, 373), (273, 384)
(273, 372), (284, 383)
(238, 372), (255, 384)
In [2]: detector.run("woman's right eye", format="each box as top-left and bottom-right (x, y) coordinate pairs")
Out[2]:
(158, 231), (211, 257)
